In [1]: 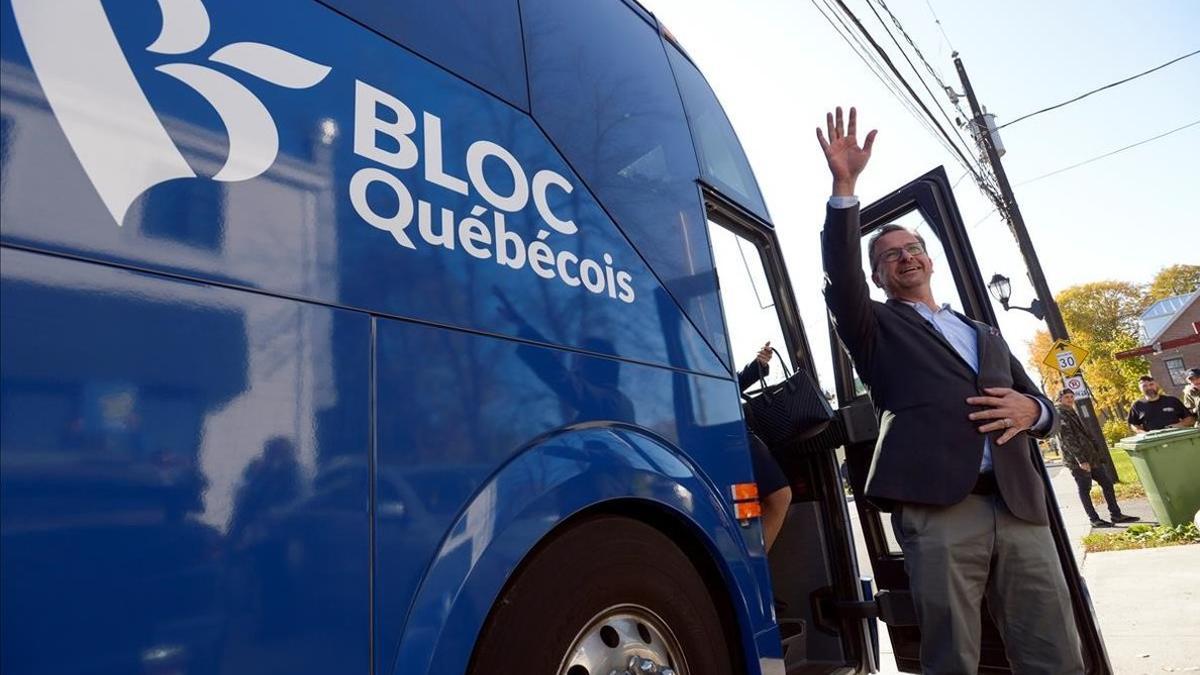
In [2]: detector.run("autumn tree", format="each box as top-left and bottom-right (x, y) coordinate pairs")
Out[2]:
(1027, 281), (1149, 421)
(1028, 329), (1058, 393)
(1057, 281), (1147, 343)
(1145, 264), (1200, 304)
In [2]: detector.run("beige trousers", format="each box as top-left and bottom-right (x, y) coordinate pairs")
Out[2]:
(891, 494), (1085, 675)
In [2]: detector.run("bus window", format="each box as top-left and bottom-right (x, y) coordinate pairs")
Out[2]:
(707, 218), (790, 387)
(667, 45), (769, 221)
(522, 0), (729, 366)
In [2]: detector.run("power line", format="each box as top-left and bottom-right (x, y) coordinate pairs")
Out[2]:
(835, 0), (984, 186)
(1015, 118), (1200, 186)
(811, 0), (910, 106)
(826, 0), (1004, 208)
(871, 0), (969, 123)
(997, 49), (1200, 130)
(870, 0), (980, 161)
(814, 0), (928, 129)
(969, 206), (998, 231)
(923, 0), (954, 52)
(866, 0), (1006, 206)
(809, 0), (964, 172)
(869, 0), (1006, 203)
(808, 0), (1004, 214)
(864, 0), (977, 166)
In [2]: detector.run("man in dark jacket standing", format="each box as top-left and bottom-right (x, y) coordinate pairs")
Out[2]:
(817, 106), (1082, 674)
(1055, 389), (1138, 528)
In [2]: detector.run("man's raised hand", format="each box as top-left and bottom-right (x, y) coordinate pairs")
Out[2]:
(816, 106), (877, 196)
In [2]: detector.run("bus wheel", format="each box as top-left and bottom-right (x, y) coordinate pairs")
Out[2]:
(467, 514), (739, 675)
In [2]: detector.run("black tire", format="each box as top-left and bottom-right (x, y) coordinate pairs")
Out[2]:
(467, 514), (740, 675)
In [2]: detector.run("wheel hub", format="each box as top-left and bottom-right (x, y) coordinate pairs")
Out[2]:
(557, 605), (685, 675)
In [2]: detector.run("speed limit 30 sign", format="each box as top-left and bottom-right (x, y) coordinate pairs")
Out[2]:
(1041, 339), (1089, 376)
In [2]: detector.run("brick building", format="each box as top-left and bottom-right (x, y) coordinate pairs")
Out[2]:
(1136, 290), (1200, 398)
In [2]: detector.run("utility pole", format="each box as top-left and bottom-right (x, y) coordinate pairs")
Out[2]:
(952, 53), (1115, 472)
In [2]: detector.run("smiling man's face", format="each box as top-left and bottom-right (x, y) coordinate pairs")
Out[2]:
(871, 228), (933, 298)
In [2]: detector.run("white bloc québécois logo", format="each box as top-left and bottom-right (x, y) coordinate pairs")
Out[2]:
(11, 0), (332, 225)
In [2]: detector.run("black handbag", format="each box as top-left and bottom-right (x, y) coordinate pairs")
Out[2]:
(742, 348), (835, 447)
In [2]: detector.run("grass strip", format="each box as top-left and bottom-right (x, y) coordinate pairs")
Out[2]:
(1090, 449), (1146, 503)
(1083, 522), (1200, 553)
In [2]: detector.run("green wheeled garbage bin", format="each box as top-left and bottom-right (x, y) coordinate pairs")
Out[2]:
(1116, 428), (1200, 527)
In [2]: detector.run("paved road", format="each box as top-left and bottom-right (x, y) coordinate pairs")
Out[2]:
(846, 463), (1200, 674)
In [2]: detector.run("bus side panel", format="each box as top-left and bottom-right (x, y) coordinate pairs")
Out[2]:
(372, 316), (776, 674)
(382, 428), (779, 675)
(521, 0), (731, 368)
(0, 248), (371, 675)
(0, 0), (727, 379)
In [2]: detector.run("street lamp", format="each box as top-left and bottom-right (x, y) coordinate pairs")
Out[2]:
(987, 273), (1046, 320)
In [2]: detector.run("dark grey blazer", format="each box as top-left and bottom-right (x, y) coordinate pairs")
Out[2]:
(821, 204), (1057, 524)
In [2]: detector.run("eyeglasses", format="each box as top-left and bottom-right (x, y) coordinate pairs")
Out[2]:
(874, 242), (925, 267)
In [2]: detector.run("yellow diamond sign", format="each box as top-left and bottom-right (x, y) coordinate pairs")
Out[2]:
(1042, 339), (1088, 376)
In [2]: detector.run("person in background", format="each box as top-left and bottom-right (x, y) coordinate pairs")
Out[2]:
(1127, 375), (1195, 432)
(1055, 390), (1138, 528)
(1182, 368), (1200, 424)
(739, 342), (793, 551)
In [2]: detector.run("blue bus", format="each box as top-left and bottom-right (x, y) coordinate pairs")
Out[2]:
(0, 1), (1108, 674)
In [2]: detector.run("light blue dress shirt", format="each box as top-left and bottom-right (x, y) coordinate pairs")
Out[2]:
(831, 195), (1050, 472)
(905, 301), (998, 470)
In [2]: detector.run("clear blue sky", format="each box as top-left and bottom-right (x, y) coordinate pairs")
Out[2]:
(642, 0), (1199, 388)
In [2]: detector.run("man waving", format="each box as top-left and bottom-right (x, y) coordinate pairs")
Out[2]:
(818, 106), (1083, 674)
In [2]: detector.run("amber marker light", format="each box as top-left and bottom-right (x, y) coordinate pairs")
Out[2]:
(734, 501), (762, 520)
(730, 482), (759, 502)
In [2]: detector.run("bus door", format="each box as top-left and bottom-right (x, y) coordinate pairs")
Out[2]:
(832, 166), (1112, 673)
(703, 187), (876, 674)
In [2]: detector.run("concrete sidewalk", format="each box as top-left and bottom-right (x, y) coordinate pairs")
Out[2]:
(1083, 546), (1200, 674)
(1051, 466), (1200, 674)
(851, 465), (1200, 673)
